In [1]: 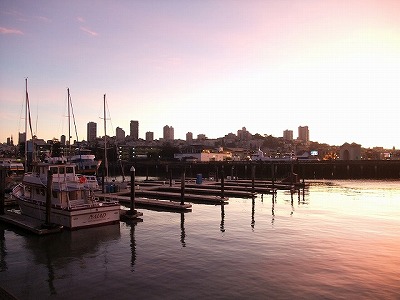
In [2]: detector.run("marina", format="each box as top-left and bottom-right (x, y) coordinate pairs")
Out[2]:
(0, 179), (399, 299)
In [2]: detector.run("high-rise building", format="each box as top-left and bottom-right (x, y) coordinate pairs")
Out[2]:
(145, 131), (154, 142)
(18, 132), (26, 144)
(116, 127), (125, 141)
(163, 125), (174, 140)
(60, 135), (66, 145)
(87, 122), (97, 142)
(186, 132), (193, 143)
(283, 130), (293, 141)
(298, 126), (309, 143)
(130, 120), (139, 140)
(237, 127), (251, 141)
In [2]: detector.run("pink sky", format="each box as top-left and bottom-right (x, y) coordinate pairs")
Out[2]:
(1, 0), (399, 148)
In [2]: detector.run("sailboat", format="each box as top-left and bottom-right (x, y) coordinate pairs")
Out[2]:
(101, 94), (127, 192)
(44, 89), (102, 176)
(11, 81), (121, 229)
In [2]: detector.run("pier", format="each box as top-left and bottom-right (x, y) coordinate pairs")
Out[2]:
(0, 211), (63, 235)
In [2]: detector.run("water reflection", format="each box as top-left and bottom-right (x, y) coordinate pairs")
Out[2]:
(0, 228), (7, 272)
(180, 213), (186, 247)
(220, 203), (225, 233)
(271, 193), (276, 225)
(22, 224), (121, 295)
(251, 197), (255, 230)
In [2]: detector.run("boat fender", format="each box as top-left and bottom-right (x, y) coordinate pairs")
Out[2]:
(79, 176), (87, 184)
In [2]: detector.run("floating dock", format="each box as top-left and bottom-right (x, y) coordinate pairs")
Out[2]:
(130, 189), (226, 204)
(96, 193), (193, 211)
(0, 211), (63, 235)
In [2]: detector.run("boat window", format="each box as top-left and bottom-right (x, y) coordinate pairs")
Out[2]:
(36, 188), (40, 195)
(59, 167), (65, 174)
(69, 191), (78, 200)
(50, 167), (58, 174)
(40, 189), (45, 196)
(66, 166), (74, 174)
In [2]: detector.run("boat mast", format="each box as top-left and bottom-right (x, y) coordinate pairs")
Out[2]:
(24, 78), (28, 172)
(103, 94), (108, 179)
(67, 88), (71, 155)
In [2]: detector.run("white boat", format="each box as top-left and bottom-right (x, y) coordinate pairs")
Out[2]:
(11, 161), (121, 229)
(251, 148), (297, 162)
(0, 159), (24, 172)
(66, 148), (102, 175)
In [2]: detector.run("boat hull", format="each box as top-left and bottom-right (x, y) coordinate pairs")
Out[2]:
(14, 196), (120, 230)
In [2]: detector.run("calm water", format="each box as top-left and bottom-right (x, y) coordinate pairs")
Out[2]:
(1, 180), (399, 299)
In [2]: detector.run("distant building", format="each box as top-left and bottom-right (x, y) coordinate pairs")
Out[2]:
(145, 131), (154, 142)
(283, 129), (293, 141)
(186, 132), (193, 143)
(340, 143), (361, 160)
(174, 146), (232, 162)
(163, 125), (174, 140)
(237, 127), (251, 141)
(60, 135), (66, 145)
(298, 126), (309, 144)
(116, 127), (125, 141)
(87, 122), (97, 142)
(197, 134), (207, 140)
(18, 132), (26, 144)
(130, 120), (139, 140)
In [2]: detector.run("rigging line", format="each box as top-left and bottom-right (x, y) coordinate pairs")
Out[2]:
(69, 92), (80, 143)
(17, 90), (25, 136)
(26, 88), (34, 137)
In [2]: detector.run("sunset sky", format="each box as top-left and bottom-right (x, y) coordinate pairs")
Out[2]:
(1, 0), (399, 149)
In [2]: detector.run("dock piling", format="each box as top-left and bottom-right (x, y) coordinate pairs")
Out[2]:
(45, 170), (53, 226)
(251, 164), (255, 194)
(0, 167), (5, 215)
(130, 166), (136, 213)
(180, 168), (186, 205)
(221, 166), (225, 199)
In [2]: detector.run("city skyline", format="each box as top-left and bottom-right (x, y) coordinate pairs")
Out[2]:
(1, 1), (399, 149)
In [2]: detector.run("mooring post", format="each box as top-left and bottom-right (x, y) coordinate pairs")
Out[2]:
(45, 170), (53, 225)
(251, 164), (256, 194)
(130, 166), (136, 213)
(169, 169), (173, 187)
(180, 168), (186, 205)
(271, 163), (275, 190)
(0, 167), (6, 215)
(221, 165), (225, 199)
(101, 171), (105, 194)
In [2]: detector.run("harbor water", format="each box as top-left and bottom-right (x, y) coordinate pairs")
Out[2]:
(1, 180), (400, 299)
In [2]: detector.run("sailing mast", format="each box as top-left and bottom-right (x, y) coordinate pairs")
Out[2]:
(67, 88), (71, 156)
(24, 78), (28, 172)
(103, 94), (108, 179)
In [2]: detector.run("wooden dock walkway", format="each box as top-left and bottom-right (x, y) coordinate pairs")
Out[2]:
(223, 179), (306, 190)
(96, 193), (193, 211)
(0, 211), (63, 235)
(153, 185), (255, 198)
(119, 189), (227, 204)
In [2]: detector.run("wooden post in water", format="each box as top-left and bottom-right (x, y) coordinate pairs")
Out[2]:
(101, 169), (105, 194)
(0, 167), (5, 215)
(220, 165), (225, 199)
(129, 166), (136, 213)
(251, 164), (256, 195)
(271, 163), (275, 190)
(169, 169), (173, 187)
(180, 168), (186, 205)
(45, 170), (53, 226)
